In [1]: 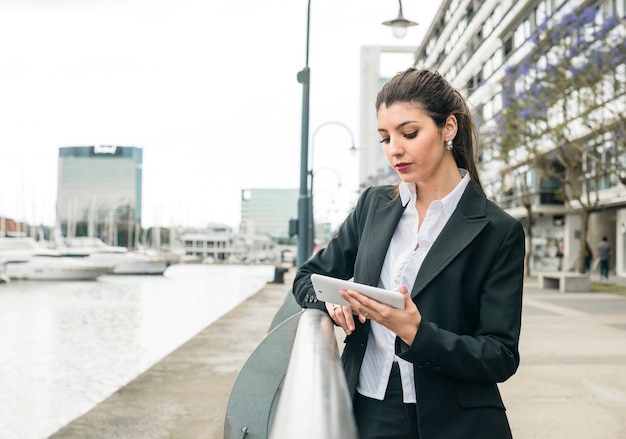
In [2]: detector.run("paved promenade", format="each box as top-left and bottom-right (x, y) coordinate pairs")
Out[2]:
(502, 275), (626, 438)
(50, 269), (626, 439)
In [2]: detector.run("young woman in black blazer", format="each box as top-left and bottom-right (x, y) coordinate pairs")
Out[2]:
(293, 68), (525, 439)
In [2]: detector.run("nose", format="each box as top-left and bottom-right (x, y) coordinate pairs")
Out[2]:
(387, 135), (404, 156)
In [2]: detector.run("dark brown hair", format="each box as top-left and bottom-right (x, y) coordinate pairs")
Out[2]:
(376, 68), (482, 188)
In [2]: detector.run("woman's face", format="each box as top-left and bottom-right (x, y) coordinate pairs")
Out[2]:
(377, 102), (457, 185)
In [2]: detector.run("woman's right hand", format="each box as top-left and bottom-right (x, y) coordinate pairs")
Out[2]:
(326, 300), (356, 335)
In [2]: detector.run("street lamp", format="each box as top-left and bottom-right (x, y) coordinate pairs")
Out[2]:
(308, 122), (356, 255)
(296, 0), (313, 267)
(382, 0), (418, 39)
(311, 121), (357, 159)
(311, 186), (339, 245)
(310, 166), (342, 252)
(296, 2), (407, 266)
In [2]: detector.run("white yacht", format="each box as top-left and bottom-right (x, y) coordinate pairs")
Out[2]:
(0, 237), (111, 281)
(0, 236), (55, 262)
(3, 254), (112, 281)
(60, 237), (168, 275)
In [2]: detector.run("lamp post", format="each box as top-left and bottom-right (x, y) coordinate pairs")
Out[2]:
(310, 166), (342, 251)
(296, 0), (313, 267)
(311, 186), (339, 245)
(308, 122), (356, 255)
(382, 0), (418, 39)
(296, 1), (416, 267)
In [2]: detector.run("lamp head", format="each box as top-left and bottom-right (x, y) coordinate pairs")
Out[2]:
(382, 0), (418, 39)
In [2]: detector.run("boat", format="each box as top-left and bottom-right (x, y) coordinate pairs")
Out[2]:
(3, 254), (112, 281)
(0, 236), (56, 263)
(0, 237), (112, 281)
(59, 237), (168, 275)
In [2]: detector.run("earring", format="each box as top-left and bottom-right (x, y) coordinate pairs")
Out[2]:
(445, 140), (453, 151)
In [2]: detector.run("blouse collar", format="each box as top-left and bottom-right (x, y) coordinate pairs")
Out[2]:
(398, 168), (469, 211)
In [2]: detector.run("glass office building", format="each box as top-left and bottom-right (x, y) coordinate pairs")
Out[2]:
(240, 188), (298, 241)
(57, 145), (143, 247)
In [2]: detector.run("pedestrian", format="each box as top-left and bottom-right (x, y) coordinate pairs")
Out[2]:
(584, 241), (593, 273)
(597, 236), (612, 280)
(293, 68), (526, 439)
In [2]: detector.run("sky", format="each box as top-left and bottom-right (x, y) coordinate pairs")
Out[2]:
(0, 0), (440, 229)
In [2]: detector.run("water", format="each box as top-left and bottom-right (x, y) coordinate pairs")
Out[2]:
(0, 263), (275, 439)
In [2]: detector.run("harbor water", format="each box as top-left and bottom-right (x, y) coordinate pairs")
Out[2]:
(0, 263), (275, 439)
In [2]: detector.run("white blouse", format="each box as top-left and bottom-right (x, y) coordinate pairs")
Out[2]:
(356, 170), (470, 403)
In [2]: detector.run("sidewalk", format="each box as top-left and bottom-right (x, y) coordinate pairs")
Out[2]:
(502, 276), (626, 438)
(50, 269), (626, 439)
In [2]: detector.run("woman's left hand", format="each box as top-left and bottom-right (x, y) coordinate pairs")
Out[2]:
(340, 285), (421, 345)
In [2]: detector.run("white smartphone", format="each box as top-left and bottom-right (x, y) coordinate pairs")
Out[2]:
(310, 273), (405, 309)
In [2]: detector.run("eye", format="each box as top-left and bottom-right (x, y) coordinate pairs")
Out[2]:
(404, 131), (418, 139)
(378, 136), (390, 144)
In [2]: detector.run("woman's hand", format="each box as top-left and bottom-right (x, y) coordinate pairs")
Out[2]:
(326, 300), (356, 335)
(340, 285), (421, 345)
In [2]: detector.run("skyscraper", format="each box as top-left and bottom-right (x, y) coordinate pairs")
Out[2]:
(57, 145), (143, 247)
(240, 188), (298, 241)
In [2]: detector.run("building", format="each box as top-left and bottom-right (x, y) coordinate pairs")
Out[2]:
(180, 223), (244, 263)
(238, 188), (298, 263)
(239, 188), (298, 242)
(57, 145), (143, 248)
(359, 46), (418, 189)
(358, 0), (626, 277)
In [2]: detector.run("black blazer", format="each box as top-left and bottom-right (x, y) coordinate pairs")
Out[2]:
(293, 180), (526, 439)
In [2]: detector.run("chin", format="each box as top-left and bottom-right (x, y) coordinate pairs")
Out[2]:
(398, 174), (418, 183)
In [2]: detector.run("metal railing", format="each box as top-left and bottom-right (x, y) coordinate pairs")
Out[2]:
(224, 308), (357, 439)
(269, 309), (357, 438)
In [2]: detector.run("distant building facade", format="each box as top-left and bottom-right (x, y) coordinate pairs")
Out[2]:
(238, 188), (298, 263)
(57, 145), (143, 248)
(359, 1), (626, 277)
(239, 188), (298, 242)
(180, 223), (244, 263)
(359, 46), (417, 189)
(412, 0), (626, 276)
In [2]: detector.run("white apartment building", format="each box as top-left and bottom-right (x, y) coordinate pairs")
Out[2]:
(181, 223), (244, 263)
(359, 0), (625, 277)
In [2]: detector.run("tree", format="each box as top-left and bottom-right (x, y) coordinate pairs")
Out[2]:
(488, 6), (626, 274)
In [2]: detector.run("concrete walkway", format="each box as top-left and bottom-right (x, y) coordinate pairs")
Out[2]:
(50, 269), (626, 439)
(501, 277), (626, 438)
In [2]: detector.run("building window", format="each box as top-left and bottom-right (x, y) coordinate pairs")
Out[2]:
(503, 35), (513, 58)
(483, 4), (501, 37)
(536, 0), (551, 26)
(513, 17), (532, 48)
(466, 76), (475, 91)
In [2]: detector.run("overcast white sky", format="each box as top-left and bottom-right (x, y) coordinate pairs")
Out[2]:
(0, 0), (440, 229)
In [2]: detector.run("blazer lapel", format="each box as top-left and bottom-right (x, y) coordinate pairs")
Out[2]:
(411, 181), (490, 297)
(360, 189), (406, 287)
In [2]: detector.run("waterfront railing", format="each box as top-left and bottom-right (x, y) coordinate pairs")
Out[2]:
(224, 308), (357, 439)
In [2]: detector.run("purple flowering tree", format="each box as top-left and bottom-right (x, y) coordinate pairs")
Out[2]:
(491, 6), (626, 273)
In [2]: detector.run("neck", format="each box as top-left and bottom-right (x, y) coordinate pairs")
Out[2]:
(416, 168), (462, 204)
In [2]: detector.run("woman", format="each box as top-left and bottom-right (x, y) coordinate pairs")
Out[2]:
(292, 68), (525, 438)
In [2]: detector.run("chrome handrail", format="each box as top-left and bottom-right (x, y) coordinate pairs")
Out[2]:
(269, 309), (357, 439)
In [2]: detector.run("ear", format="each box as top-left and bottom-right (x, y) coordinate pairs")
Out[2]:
(444, 115), (458, 141)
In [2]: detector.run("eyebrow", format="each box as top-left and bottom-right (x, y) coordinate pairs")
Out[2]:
(378, 120), (419, 133)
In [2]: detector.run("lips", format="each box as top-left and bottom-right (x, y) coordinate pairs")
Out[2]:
(395, 162), (411, 172)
